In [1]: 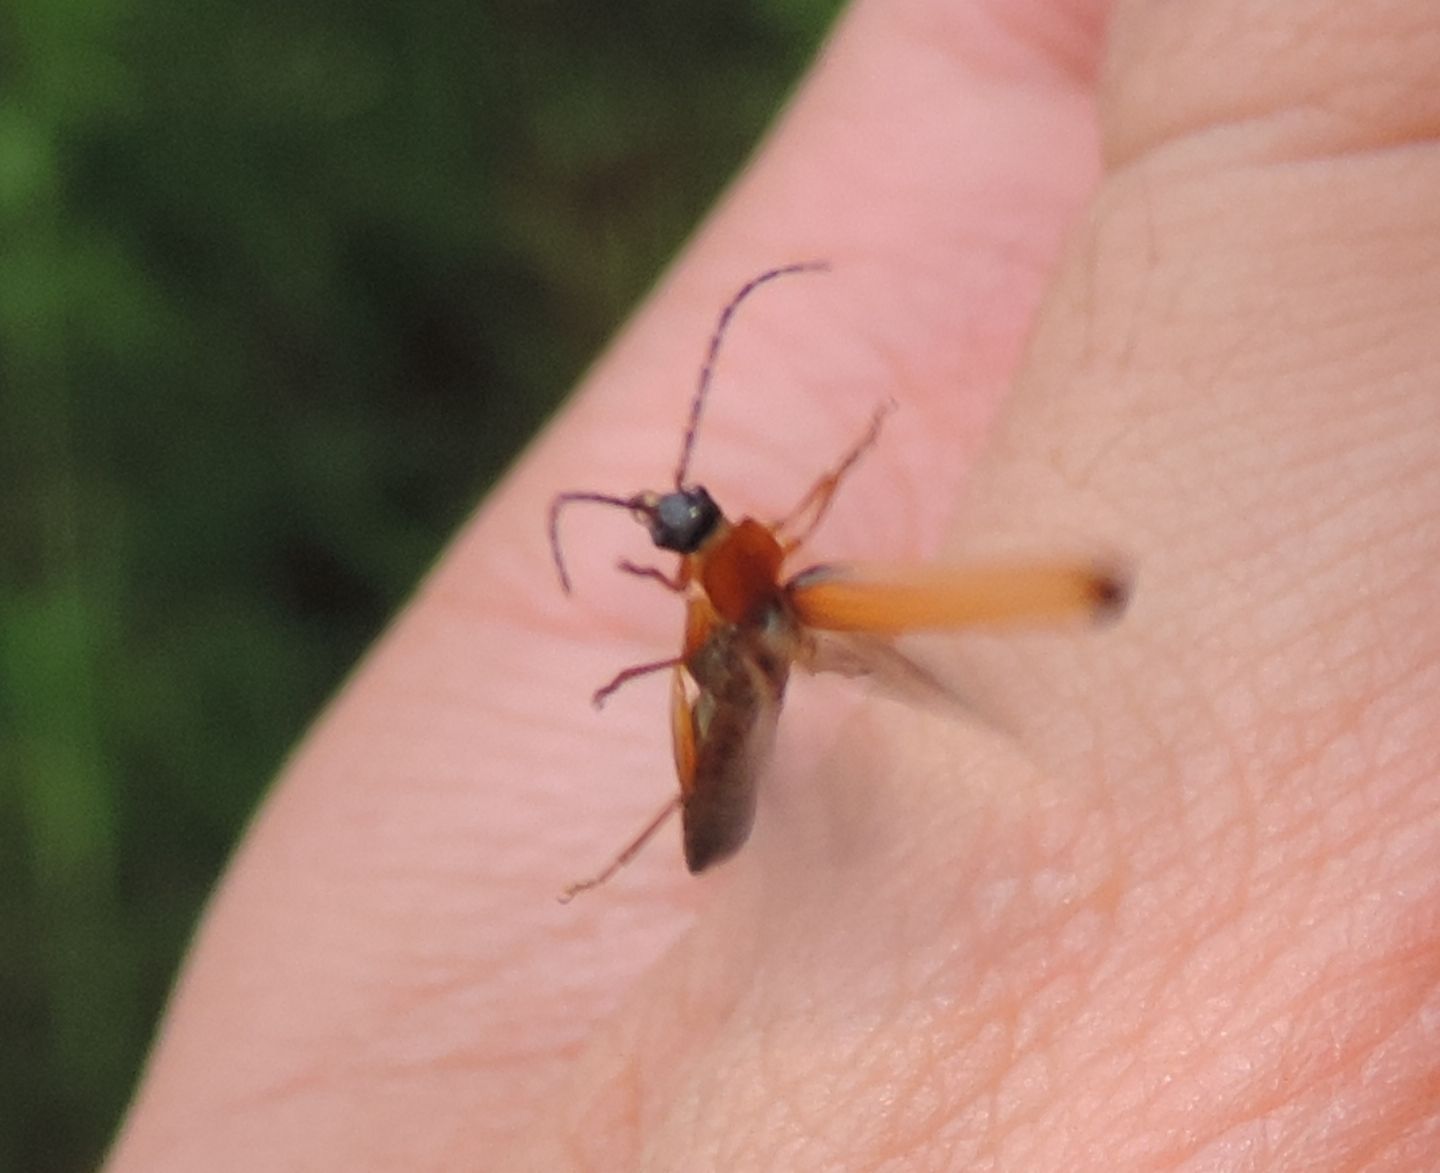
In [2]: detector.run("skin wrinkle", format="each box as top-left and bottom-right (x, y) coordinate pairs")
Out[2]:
(565, 1023), (668, 1170)
(1087, 1006), (1215, 1155)
(542, 922), (725, 1169)
(749, 1016), (828, 1156)
(1102, 650), (1244, 872)
(876, 1019), (972, 1169)
(772, 1022), (893, 1163)
(1099, 946), (1261, 1113)
(1128, 875), (1438, 1166)
(1031, 777), (1353, 1157)
(1077, 159), (1422, 569)
(724, 931), (940, 1156)
(226, 905), (590, 1105)
(1103, 0), (1440, 169)
(1368, 1114), (1440, 1172)
(891, 0), (1104, 91)
(1196, 946), (1439, 1168)
(1348, 1000), (1440, 1168)
(1081, 1021), (1279, 1165)
(994, 979), (1082, 1120)
(1099, 173), (1162, 395)
(894, 849), (1116, 1158)
(1252, 781), (1377, 918)
(1169, 880), (1359, 1082)
(1224, 932), (1373, 1105)
(1073, 156), (1439, 420)
(679, 846), (1082, 1162)
(1179, 408), (1366, 563)
(1241, 655), (1438, 899)
(1060, 953), (1192, 1123)
(692, 1035), (781, 1171)
(929, 1010), (1015, 1170)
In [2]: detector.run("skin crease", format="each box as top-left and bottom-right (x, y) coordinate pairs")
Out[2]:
(108, 0), (1440, 1169)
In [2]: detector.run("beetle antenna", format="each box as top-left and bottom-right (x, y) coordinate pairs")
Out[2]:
(548, 491), (644, 594)
(673, 261), (830, 488)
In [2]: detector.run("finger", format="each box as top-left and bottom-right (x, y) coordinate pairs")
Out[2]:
(107, 1), (1114, 1170)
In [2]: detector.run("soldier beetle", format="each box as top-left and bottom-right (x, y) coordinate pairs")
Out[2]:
(549, 263), (1127, 899)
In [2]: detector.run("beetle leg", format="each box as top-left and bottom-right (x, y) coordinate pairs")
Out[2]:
(559, 795), (681, 901)
(592, 655), (685, 708)
(617, 559), (686, 591)
(775, 402), (892, 554)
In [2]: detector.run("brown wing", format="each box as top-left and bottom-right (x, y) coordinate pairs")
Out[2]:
(677, 616), (793, 873)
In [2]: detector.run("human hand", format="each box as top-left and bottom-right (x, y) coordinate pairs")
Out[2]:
(110, 1), (1440, 1168)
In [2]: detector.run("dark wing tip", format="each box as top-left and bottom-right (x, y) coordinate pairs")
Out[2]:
(1090, 565), (1133, 623)
(683, 812), (750, 874)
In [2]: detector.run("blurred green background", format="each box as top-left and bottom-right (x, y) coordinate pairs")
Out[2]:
(0, 2), (842, 1167)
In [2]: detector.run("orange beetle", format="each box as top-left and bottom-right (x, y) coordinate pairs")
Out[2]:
(550, 264), (1127, 898)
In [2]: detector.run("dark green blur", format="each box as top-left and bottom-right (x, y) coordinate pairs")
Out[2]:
(0, 2), (841, 1167)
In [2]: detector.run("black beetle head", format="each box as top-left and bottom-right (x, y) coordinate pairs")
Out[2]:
(635, 486), (721, 553)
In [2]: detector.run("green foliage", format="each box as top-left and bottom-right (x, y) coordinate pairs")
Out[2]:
(0, 1), (841, 1167)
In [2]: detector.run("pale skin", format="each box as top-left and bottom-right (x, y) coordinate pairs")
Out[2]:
(110, 0), (1440, 1168)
